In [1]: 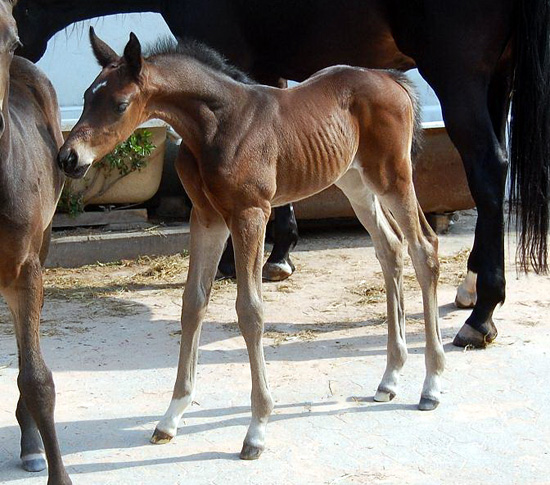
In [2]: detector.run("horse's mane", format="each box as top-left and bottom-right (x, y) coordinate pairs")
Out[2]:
(145, 37), (255, 85)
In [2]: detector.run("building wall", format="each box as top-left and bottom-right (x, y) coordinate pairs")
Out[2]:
(36, 13), (442, 124)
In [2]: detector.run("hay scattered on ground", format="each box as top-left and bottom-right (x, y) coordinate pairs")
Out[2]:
(43, 252), (190, 300)
(348, 248), (471, 302)
(349, 281), (386, 304)
(264, 326), (320, 345)
(438, 248), (470, 286)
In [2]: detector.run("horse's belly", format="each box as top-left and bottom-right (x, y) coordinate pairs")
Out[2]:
(272, 150), (356, 207)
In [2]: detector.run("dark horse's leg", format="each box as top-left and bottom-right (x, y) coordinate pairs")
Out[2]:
(262, 204), (298, 281)
(436, 80), (508, 346)
(417, 52), (510, 348)
(455, 57), (513, 312)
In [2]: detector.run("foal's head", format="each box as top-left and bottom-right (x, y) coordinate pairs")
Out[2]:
(58, 27), (148, 178)
(0, 0), (21, 136)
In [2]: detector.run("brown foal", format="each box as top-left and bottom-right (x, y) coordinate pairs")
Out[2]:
(58, 29), (444, 460)
(0, 1), (69, 483)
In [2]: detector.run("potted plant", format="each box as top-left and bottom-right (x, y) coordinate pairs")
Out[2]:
(58, 123), (167, 219)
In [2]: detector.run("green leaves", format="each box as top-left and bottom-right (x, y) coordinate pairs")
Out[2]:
(58, 129), (157, 217)
(57, 191), (85, 218)
(98, 129), (155, 176)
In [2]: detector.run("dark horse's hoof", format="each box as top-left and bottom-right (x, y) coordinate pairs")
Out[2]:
(262, 257), (295, 282)
(216, 263), (236, 280)
(453, 321), (498, 349)
(240, 442), (264, 460)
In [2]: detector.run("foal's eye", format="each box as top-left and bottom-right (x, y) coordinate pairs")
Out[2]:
(116, 102), (129, 114)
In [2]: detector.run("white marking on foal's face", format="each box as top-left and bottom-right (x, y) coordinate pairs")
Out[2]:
(92, 80), (108, 95)
(72, 142), (98, 176)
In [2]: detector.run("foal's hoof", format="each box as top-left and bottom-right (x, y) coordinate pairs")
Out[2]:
(373, 388), (396, 402)
(262, 260), (294, 282)
(453, 322), (497, 349)
(150, 428), (174, 444)
(418, 397), (440, 411)
(21, 454), (46, 472)
(240, 443), (264, 460)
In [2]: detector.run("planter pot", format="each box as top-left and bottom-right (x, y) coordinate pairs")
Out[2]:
(61, 121), (167, 206)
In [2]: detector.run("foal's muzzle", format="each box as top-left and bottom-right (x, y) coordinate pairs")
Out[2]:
(57, 146), (90, 179)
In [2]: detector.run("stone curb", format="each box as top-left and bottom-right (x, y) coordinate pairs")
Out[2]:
(46, 224), (191, 268)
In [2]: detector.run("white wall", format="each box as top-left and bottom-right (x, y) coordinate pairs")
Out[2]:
(36, 13), (442, 124)
(36, 13), (174, 123)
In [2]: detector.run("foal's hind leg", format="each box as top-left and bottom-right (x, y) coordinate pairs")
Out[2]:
(151, 207), (229, 443)
(380, 189), (444, 410)
(2, 257), (71, 484)
(230, 206), (274, 459)
(336, 171), (408, 402)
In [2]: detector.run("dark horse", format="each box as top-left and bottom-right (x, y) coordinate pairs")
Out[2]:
(0, 1), (69, 483)
(14, 0), (550, 349)
(58, 27), (443, 460)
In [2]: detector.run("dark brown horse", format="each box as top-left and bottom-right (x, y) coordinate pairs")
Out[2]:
(0, 1), (69, 483)
(58, 28), (443, 461)
(13, 0), (550, 350)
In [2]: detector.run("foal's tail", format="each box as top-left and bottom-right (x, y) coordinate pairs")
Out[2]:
(389, 71), (423, 162)
(509, 0), (550, 273)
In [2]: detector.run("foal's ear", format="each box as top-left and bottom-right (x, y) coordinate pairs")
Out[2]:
(89, 27), (118, 68)
(124, 32), (142, 80)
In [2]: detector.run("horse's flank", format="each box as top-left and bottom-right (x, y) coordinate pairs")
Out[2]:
(0, 57), (63, 233)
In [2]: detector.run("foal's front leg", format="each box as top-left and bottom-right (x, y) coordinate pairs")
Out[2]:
(151, 208), (229, 443)
(231, 207), (274, 460)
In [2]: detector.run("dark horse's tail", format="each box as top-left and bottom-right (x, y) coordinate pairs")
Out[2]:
(509, 0), (550, 273)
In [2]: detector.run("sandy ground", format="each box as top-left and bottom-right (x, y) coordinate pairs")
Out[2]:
(1, 210), (549, 484)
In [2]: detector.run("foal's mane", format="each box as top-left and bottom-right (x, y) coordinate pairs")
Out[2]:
(145, 37), (255, 85)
